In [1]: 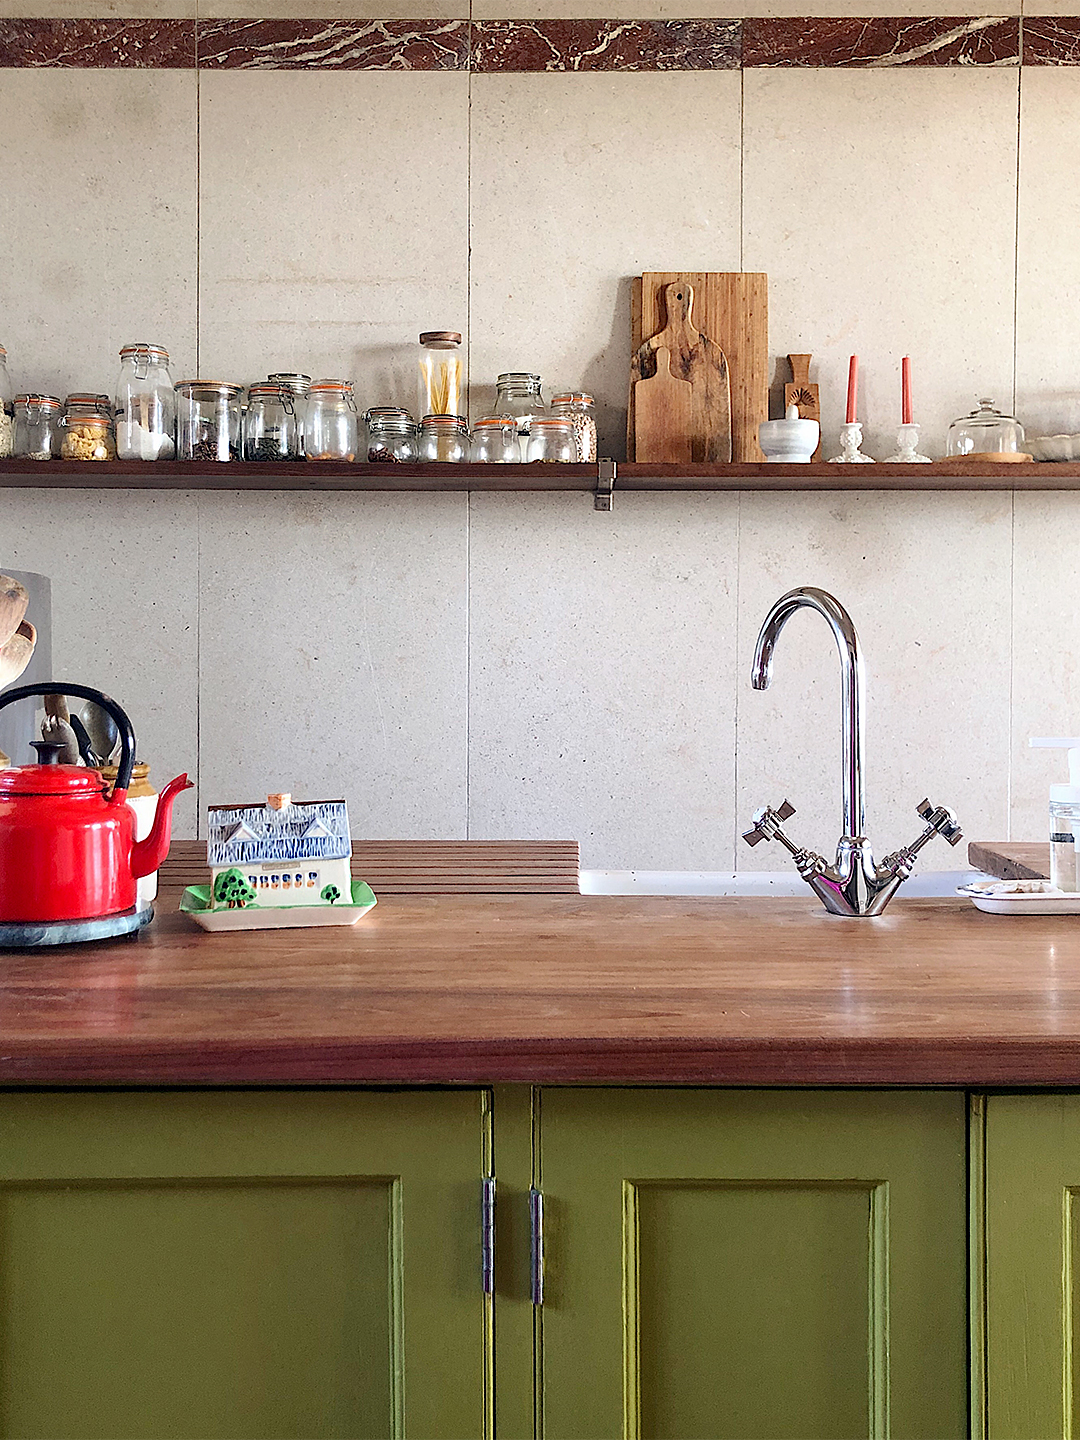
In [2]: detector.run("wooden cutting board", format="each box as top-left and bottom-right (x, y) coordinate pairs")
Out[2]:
(632, 344), (694, 463)
(630, 271), (768, 463)
(784, 354), (822, 462)
(630, 283), (730, 463)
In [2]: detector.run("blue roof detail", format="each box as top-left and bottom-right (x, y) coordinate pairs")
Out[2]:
(207, 800), (350, 867)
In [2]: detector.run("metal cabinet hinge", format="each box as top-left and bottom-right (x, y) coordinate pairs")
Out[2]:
(595, 457), (616, 512)
(481, 1176), (495, 1295)
(529, 1186), (544, 1305)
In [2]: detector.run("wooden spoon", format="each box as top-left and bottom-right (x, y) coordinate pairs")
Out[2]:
(0, 619), (36, 689)
(0, 576), (28, 650)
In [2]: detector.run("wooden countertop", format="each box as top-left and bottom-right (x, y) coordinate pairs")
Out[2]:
(2, 889), (1080, 1087)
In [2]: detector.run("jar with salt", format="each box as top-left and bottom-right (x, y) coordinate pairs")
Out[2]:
(0, 347), (14, 458)
(115, 344), (175, 460)
(550, 392), (597, 463)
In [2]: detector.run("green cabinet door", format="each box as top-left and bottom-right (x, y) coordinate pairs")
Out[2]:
(982, 1092), (1080, 1439)
(0, 1089), (489, 1440)
(537, 1089), (967, 1440)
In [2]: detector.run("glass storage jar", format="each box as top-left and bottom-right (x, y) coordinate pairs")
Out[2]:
(418, 414), (469, 463)
(175, 381), (242, 461)
(469, 415), (519, 463)
(13, 394), (60, 460)
(525, 414), (575, 463)
(306, 380), (358, 461)
(946, 399), (1025, 457)
(365, 409), (417, 463)
(266, 374), (311, 454)
(115, 343), (175, 460)
(494, 373), (545, 460)
(550, 392), (597, 463)
(61, 398), (116, 461)
(0, 347), (13, 458)
(418, 332), (463, 419)
(244, 383), (305, 461)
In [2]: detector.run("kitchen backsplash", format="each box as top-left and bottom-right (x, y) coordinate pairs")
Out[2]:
(1, 9), (1077, 865)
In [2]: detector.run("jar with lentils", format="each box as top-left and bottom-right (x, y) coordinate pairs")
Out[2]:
(365, 409), (417, 463)
(550, 392), (597, 463)
(175, 381), (243, 461)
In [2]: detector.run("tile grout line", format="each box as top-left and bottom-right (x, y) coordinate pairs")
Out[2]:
(1007, 26), (1021, 840)
(732, 492), (742, 871)
(195, 0), (202, 839)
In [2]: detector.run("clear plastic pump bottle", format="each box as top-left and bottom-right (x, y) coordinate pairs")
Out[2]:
(1030, 737), (1080, 891)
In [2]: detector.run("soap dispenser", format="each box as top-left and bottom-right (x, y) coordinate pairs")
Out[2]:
(1030, 737), (1080, 891)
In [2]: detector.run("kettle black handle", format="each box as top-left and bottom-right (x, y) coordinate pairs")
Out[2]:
(0, 683), (136, 792)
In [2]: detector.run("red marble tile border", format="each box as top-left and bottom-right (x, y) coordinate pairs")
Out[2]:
(0, 18), (195, 67)
(196, 18), (468, 69)
(1023, 17), (1080, 65)
(743, 15), (1019, 65)
(471, 18), (740, 71)
(0, 16), (1032, 72)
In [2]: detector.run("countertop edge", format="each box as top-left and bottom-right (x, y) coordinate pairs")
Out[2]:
(2, 1035), (1080, 1087)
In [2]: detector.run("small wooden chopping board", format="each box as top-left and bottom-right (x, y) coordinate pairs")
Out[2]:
(784, 354), (822, 462)
(632, 345), (693, 464)
(630, 282), (731, 463)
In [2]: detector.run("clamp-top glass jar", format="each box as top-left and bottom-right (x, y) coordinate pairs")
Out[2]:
(946, 398), (1025, 457)
(0, 347), (13, 458)
(61, 396), (116, 461)
(307, 380), (358, 462)
(418, 413), (469, 463)
(115, 344), (175, 460)
(175, 381), (242, 461)
(550, 392), (596, 463)
(494, 373), (545, 460)
(365, 409), (417, 463)
(469, 415), (519, 463)
(525, 414), (575, 463)
(13, 395), (60, 460)
(244, 383), (305, 461)
(266, 374), (310, 455)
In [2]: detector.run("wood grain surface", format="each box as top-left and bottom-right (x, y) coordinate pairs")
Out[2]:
(630, 283), (731, 463)
(159, 839), (581, 894)
(968, 841), (1050, 880)
(2, 892), (1080, 1086)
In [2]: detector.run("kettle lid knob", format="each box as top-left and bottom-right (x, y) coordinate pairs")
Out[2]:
(29, 740), (65, 766)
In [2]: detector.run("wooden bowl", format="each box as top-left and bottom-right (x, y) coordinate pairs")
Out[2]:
(934, 451), (1034, 469)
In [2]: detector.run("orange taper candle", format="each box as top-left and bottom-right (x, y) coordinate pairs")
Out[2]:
(846, 355), (858, 424)
(901, 356), (912, 425)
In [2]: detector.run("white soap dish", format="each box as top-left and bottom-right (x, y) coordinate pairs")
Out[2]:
(957, 878), (1080, 914)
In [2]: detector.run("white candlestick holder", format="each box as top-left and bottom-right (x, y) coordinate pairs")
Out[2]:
(828, 421), (875, 464)
(883, 422), (931, 463)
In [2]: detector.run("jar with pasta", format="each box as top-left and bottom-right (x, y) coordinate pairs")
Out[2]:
(550, 392), (597, 463)
(0, 347), (13, 458)
(418, 332), (463, 419)
(61, 397), (116, 461)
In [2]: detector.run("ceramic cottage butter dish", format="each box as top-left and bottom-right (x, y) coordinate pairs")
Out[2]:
(181, 792), (376, 931)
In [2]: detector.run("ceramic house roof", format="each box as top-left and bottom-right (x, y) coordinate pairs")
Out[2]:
(207, 799), (350, 867)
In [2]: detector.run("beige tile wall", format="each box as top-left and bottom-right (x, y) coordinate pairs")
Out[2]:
(0, 56), (1077, 862)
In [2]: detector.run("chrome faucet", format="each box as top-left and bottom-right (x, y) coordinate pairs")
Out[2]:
(742, 586), (962, 916)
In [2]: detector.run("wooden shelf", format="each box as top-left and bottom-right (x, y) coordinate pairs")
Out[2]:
(3, 458), (1080, 492)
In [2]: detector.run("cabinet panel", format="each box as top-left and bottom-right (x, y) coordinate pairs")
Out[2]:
(539, 1089), (967, 1440)
(984, 1093), (1080, 1439)
(0, 1090), (488, 1440)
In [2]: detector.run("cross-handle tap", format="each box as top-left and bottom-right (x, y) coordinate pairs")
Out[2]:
(742, 801), (829, 882)
(877, 799), (963, 882)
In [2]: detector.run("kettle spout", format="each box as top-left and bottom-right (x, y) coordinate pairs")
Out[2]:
(132, 773), (193, 880)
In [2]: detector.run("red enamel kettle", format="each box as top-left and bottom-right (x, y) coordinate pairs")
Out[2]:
(0, 683), (191, 923)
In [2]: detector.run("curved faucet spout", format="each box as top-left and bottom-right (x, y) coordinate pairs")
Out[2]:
(750, 586), (866, 839)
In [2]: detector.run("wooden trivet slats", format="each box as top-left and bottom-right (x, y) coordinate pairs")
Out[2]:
(159, 839), (581, 894)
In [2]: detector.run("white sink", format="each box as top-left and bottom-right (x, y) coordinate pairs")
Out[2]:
(578, 869), (986, 898)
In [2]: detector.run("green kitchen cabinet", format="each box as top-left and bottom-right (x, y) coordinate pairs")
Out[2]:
(0, 1089), (490, 1440)
(530, 1088), (969, 1440)
(982, 1092), (1080, 1439)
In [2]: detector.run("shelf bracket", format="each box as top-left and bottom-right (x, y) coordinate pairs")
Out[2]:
(481, 1176), (495, 1295)
(594, 458), (616, 512)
